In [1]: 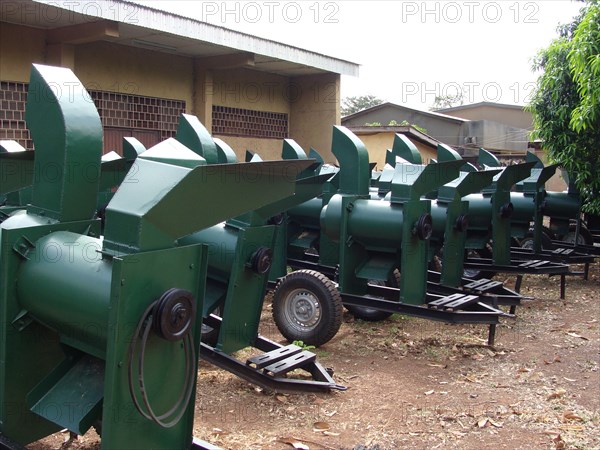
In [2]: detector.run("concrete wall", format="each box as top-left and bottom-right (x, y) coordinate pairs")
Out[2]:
(0, 21), (341, 161)
(75, 41), (194, 104)
(214, 135), (283, 161)
(343, 105), (463, 147)
(289, 73), (340, 163)
(0, 23), (46, 81)
(444, 105), (533, 131)
(462, 120), (530, 152)
(211, 68), (292, 161)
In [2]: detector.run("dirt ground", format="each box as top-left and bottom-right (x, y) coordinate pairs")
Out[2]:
(30, 265), (599, 450)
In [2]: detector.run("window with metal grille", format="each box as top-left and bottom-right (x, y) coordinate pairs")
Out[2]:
(0, 82), (32, 150)
(212, 105), (288, 139)
(0, 81), (186, 153)
(89, 91), (186, 142)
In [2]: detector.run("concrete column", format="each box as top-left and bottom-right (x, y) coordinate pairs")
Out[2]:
(289, 73), (340, 163)
(192, 61), (214, 131)
(45, 43), (75, 69)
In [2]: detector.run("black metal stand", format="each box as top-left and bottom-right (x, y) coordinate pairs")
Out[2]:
(199, 315), (346, 394)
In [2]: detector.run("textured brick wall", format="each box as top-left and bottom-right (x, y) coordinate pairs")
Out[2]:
(212, 105), (288, 139)
(0, 81), (32, 150)
(0, 81), (186, 151)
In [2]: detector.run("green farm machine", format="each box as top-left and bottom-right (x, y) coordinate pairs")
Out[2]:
(0, 63), (597, 449)
(0, 65), (338, 449)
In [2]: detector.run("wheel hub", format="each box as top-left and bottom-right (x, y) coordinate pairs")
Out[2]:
(286, 289), (321, 330)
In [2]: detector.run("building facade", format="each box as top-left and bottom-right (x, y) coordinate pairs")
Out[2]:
(0, 0), (358, 161)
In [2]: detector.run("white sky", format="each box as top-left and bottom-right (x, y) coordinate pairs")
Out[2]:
(136, 1), (583, 110)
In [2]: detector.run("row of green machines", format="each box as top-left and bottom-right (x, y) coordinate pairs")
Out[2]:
(0, 65), (596, 449)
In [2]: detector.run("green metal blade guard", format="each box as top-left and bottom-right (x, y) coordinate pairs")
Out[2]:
(175, 113), (219, 164)
(390, 159), (465, 202)
(281, 139), (322, 177)
(436, 143), (462, 162)
(525, 151), (545, 168)
(516, 164), (560, 193)
(25, 64), (102, 222)
(391, 133), (422, 164)
(138, 138), (207, 169)
(213, 138), (238, 163)
(123, 137), (147, 160)
(483, 161), (537, 192)
(309, 147), (324, 164)
(438, 169), (502, 202)
(478, 148), (501, 168)
(103, 159), (314, 253)
(332, 126), (370, 195)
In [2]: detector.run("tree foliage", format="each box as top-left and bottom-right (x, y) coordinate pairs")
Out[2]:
(529, 1), (600, 213)
(430, 91), (464, 111)
(341, 95), (384, 116)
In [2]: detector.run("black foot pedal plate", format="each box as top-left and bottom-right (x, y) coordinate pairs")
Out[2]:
(463, 278), (503, 292)
(247, 344), (317, 377)
(428, 293), (480, 310)
(199, 315), (345, 393)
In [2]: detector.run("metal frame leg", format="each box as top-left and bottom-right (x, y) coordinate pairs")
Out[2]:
(487, 324), (496, 346)
(584, 263), (590, 281)
(560, 274), (566, 300)
(514, 275), (523, 293)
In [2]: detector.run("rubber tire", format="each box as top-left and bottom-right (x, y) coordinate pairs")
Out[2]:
(345, 270), (400, 322)
(519, 229), (553, 250)
(272, 269), (343, 347)
(201, 305), (223, 347)
(562, 223), (594, 246)
(463, 246), (496, 280)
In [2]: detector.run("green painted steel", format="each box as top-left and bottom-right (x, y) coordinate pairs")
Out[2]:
(176, 113), (219, 164)
(123, 136), (147, 160)
(179, 140), (329, 354)
(1, 63), (314, 449)
(435, 143), (462, 162)
(391, 133), (422, 164)
(214, 138), (239, 163)
(0, 149), (33, 196)
(309, 147), (324, 164)
(434, 169), (500, 286)
(478, 148), (501, 168)
(332, 126), (370, 196)
(103, 155), (309, 254)
(389, 160), (465, 202)
(511, 159), (560, 250)
(138, 137), (207, 169)
(319, 137), (463, 304)
(26, 64), (102, 222)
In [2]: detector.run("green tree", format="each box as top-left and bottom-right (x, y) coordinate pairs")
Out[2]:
(341, 95), (384, 116)
(430, 91), (464, 111)
(529, 1), (600, 213)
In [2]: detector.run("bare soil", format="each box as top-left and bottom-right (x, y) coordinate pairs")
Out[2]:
(29, 265), (599, 450)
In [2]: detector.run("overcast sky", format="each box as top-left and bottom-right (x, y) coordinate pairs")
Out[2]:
(136, 1), (583, 110)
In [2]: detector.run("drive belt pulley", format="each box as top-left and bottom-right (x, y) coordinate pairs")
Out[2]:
(128, 288), (197, 428)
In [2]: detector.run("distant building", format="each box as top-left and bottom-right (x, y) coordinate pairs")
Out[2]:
(342, 102), (532, 158)
(347, 125), (440, 169)
(436, 101), (533, 131)
(0, 0), (358, 161)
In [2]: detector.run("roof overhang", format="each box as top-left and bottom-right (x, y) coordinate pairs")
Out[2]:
(1, 0), (359, 77)
(348, 125), (440, 148)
